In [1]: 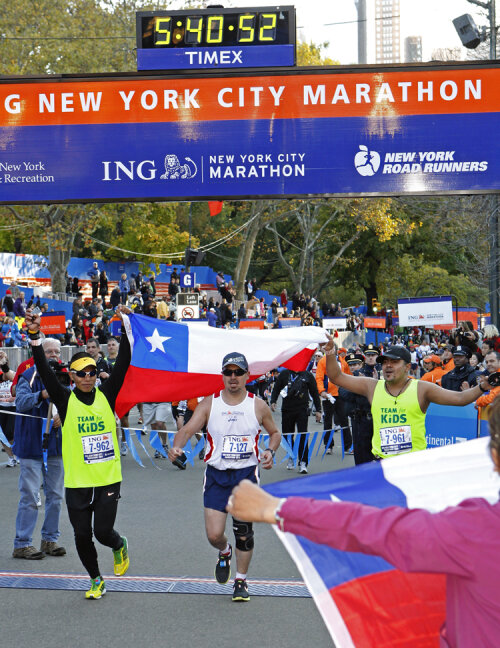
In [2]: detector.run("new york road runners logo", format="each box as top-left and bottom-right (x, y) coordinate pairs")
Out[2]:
(354, 145), (381, 176)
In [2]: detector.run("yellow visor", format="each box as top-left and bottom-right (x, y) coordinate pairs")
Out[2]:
(70, 357), (97, 372)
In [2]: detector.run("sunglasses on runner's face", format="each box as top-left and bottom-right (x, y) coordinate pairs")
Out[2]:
(222, 368), (246, 377)
(71, 369), (98, 378)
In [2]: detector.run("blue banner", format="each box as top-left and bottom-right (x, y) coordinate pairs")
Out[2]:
(425, 402), (478, 447)
(1, 66), (500, 203)
(137, 45), (295, 71)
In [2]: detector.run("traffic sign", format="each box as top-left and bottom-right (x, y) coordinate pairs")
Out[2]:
(176, 292), (200, 319)
(180, 272), (195, 288)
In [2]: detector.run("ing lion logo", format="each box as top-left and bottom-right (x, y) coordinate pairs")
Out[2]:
(160, 154), (198, 179)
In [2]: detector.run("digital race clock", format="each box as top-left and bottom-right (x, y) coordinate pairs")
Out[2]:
(136, 6), (296, 71)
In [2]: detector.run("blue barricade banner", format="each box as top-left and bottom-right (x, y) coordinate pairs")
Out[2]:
(425, 402), (478, 447)
(278, 318), (302, 328)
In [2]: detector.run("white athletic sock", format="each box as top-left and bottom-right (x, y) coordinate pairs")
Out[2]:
(220, 542), (231, 555)
(235, 572), (247, 581)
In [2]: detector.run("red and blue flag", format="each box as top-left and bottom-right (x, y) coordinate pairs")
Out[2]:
(116, 313), (328, 416)
(265, 437), (499, 647)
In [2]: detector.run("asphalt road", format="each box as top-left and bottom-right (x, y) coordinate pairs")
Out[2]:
(0, 409), (353, 648)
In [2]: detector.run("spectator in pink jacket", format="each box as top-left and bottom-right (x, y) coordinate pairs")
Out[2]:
(227, 401), (500, 648)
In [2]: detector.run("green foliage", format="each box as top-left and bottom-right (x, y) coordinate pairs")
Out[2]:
(376, 254), (487, 308)
(297, 41), (338, 66)
(86, 202), (194, 269)
(0, 0), (177, 75)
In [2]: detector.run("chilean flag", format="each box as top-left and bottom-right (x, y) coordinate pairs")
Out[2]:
(116, 313), (328, 417)
(265, 437), (499, 647)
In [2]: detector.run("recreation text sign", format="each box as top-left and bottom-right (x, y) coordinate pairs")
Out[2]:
(1, 62), (500, 204)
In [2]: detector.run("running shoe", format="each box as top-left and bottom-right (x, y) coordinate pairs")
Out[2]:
(154, 450), (162, 459)
(298, 462), (308, 474)
(120, 442), (128, 457)
(85, 577), (106, 600)
(232, 578), (250, 602)
(215, 544), (232, 584)
(325, 448), (333, 455)
(113, 536), (129, 576)
(6, 457), (17, 468)
(286, 457), (294, 470)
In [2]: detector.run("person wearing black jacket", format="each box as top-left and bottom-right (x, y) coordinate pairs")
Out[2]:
(270, 369), (322, 474)
(441, 346), (481, 392)
(338, 353), (375, 465)
(2, 290), (14, 316)
(99, 270), (108, 304)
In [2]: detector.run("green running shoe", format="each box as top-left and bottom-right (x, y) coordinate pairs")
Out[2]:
(85, 577), (106, 600)
(113, 536), (129, 576)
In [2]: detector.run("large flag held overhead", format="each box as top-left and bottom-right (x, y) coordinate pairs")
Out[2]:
(265, 437), (500, 648)
(116, 314), (328, 417)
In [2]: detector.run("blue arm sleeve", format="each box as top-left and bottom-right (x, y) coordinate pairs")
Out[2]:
(15, 374), (43, 413)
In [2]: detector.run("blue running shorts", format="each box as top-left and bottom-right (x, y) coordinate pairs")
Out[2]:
(203, 464), (259, 512)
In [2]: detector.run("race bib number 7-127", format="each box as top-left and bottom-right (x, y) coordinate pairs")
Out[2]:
(221, 435), (252, 460)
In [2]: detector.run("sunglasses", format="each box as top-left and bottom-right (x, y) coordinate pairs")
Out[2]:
(222, 368), (246, 377)
(71, 369), (97, 378)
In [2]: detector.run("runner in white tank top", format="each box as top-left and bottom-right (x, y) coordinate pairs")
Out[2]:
(169, 351), (281, 603)
(205, 390), (260, 470)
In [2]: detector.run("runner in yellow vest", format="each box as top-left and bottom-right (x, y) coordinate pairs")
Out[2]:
(323, 339), (490, 460)
(25, 307), (131, 600)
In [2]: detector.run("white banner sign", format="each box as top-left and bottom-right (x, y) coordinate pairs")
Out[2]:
(397, 297), (454, 327)
(322, 317), (348, 330)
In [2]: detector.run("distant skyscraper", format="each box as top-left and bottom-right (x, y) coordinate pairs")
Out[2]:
(405, 36), (423, 62)
(374, 0), (400, 64)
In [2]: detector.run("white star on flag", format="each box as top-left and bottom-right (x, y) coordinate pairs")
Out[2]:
(145, 328), (171, 353)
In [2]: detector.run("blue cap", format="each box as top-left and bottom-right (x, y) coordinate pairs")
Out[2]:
(221, 352), (249, 372)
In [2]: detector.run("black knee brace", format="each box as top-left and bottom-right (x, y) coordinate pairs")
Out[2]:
(232, 517), (254, 551)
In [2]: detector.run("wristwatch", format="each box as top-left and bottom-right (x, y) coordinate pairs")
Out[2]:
(267, 448), (276, 458)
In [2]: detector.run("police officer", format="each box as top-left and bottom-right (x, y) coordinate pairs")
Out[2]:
(363, 344), (381, 379)
(271, 368), (322, 474)
(441, 346), (481, 392)
(338, 353), (374, 465)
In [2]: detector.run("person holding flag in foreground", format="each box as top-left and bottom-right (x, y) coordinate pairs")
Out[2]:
(324, 338), (490, 459)
(25, 307), (131, 600)
(169, 351), (281, 603)
(226, 400), (500, 647)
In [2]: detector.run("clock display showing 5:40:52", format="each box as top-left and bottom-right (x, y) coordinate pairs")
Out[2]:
(136, 6), (295, 49)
